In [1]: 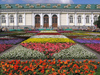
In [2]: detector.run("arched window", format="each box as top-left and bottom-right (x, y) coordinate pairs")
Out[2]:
(10, 15), (14, 23)
(86, 16), (89, 23)
(78, 16), (81, 23)
(94, 15), (98, 22)
(19, 15), (22, 23)
(69, 15), (73, 23)
(2, 15), (6, 23)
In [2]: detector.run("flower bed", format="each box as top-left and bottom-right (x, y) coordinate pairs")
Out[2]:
(0, 36), (16, 40)
(67, 36), (84, 39)
(73, 39), (100, 44)
(57, 31), (73, 33)
(26, 31), (40, 33)
(21, 43), (75, 57)
(0, 59), (98, 75)
(16, 33), (36, 37)
(0, 38), (25, 44)
(0, 44), (12, 53)
(52, 44), (96, 59)
(22, 38), (75, 43)
(85, 44), (100, 53)
(76, 36), (100, 40)
(61, 33), (90, 36)
(0, 45), (46, 59)
(40, 31), (57, 33)
(30, 35), (67, 38)
(36, 33), (61, 35)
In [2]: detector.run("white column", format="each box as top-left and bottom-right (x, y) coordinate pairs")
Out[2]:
(23, 13), (26, 26)
(40, 13), (43, 28)
(74, 13), (77, 26)
(32, 13), (35, 28)
(91, 14), (94, 26)
(57, 13), (60, 27)
(67, 13), (69, 25)
(0, 14), (1, 27)
(6, 13), (9, 26)
(83, 14), (85, 25)
(15, 13), (17, 26)
(49, 13), (52, 28)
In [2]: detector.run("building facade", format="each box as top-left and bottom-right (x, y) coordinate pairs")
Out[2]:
(0, 4), (100, 29)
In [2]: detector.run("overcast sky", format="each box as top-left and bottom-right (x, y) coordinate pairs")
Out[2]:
(0, 0), (100, 4)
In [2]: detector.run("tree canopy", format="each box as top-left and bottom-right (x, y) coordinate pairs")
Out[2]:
(94, 15), (100, 28)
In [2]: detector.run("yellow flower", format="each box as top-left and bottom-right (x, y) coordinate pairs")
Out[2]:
(21, 38), (75, 43)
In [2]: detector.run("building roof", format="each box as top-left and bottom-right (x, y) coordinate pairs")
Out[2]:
(0, 4), (100, 10)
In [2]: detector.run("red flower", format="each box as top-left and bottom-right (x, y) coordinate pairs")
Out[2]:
(41, 70), (44, 73)
(13, 65), (19, 70)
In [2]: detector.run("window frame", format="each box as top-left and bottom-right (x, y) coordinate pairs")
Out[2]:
(10, 15), (14, 23)
(69, 15), (73, 23)
(2, 15), (6, 23)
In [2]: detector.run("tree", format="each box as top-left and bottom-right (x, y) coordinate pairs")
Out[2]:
(94, 15), (100, 28)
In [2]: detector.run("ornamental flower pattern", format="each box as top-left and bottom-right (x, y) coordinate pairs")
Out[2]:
(21, 42), (75, 57)
(73, 39), (100, 44)
(0, 44), (12, 53)
(0, 59), (98, 75)
(0, 38), (25, 44)
(30, 35), (67, 38)
(85, 44), (100, 53)
(22, 38), (75, 43)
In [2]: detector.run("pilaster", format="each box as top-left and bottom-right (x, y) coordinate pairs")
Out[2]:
(40, 13), (43, 28)
(6, 13), (9, 26)
(15, 13), (17, 26)
(32, 13), (35, 28)
(83, 14), (85, 25)
(67, 13), (69, 25)
(75, 13), (77, 26)
(57, 13), (60, 27)
(23, 13), (26, 25)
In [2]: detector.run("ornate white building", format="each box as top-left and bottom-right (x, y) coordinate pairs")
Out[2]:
(0, 4), (100, 29)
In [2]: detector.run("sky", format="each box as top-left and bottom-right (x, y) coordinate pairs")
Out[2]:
(0, 0), (100, 4)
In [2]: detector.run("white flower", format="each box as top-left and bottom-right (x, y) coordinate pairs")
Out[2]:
(30, 35), (67, 38)
(52, 44), (96, 59)
(0, 45), (46, 59)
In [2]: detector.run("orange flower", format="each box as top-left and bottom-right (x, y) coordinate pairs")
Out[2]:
(41, 70), (44, 73)
(43, 62), (46, 66)
(97, 62), (100, 64)
(67, 72), (70, 74)
(52, 72), (57, 75)
(52, 68), (55, 71)
(48, 60), (51, 62)
(58, 59), (61, 62)
(47, 70), (50, 72)
(67, 65), (70, 67)
(64, 61), (68, 64)
(84, 71), (88, 74)
(75, 70), (78, 73)
(58, 70), (60, 74)
(9, 73), (12, 75)
(80, 72), (83, 74)
(90, 70), (95, 73)
(63, 70), (66, 73)
(84, 65), (89, 70)
(72, 59), (74, 61)
(7, 64), (9, 68)
(88, 74), (93, 75)
(33, 72), (36, 75)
